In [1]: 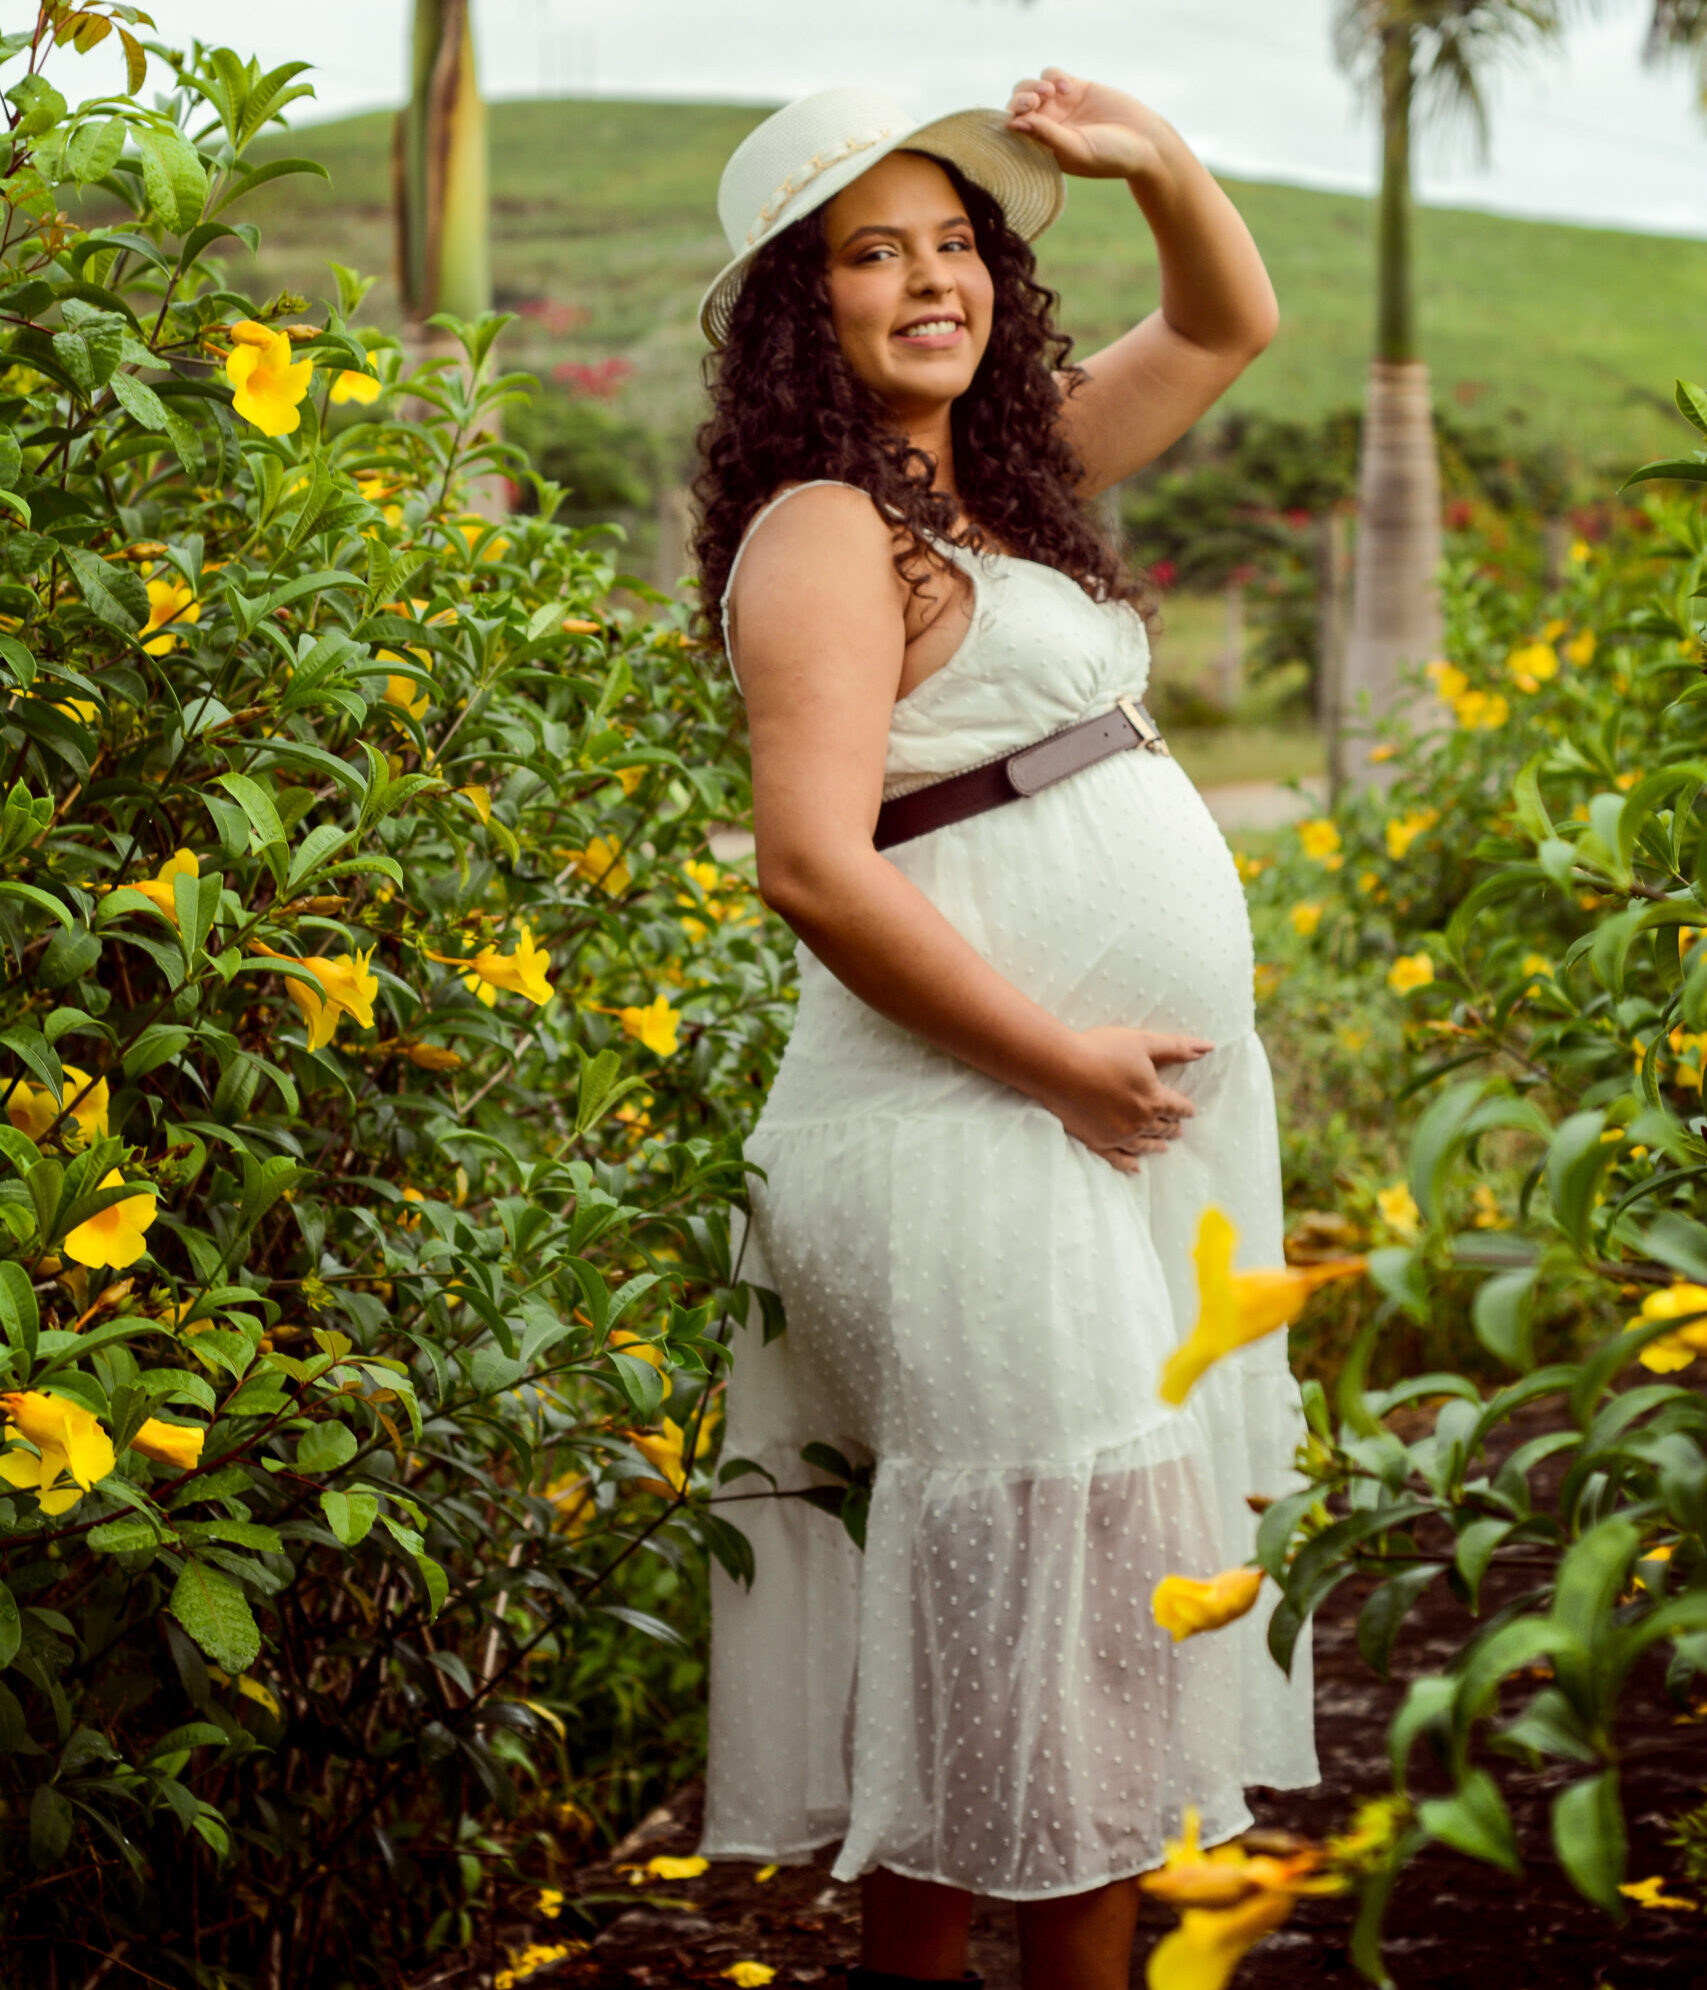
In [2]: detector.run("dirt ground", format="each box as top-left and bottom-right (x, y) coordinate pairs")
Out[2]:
(420, 1407), (1707, 1990)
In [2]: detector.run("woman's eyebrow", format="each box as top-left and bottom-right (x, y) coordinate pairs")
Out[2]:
(836, 215), (971, 249)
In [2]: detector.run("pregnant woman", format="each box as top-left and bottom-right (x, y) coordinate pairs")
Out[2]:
(690, 72), (1319, 1989)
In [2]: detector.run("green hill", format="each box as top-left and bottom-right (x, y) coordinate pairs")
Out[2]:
(248, 98), (1707, 483)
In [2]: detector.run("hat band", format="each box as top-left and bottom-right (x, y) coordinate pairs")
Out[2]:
(743, 125), (897, 247)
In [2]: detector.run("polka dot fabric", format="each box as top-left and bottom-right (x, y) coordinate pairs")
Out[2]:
(699, 485), (1320, 1898)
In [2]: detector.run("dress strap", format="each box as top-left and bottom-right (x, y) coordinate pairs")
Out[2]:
(719, 479), (871, 695)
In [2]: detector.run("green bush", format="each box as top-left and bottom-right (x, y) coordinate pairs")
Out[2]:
(1224, 391), (1707, 1977)
(0, 13), (794, 1982)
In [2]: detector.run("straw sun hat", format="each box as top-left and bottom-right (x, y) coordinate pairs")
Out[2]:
(699, 85), (1067, 348)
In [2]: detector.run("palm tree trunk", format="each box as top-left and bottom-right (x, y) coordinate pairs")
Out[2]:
(1340, 15), (1443, 791)
(1342, 360), (1444, 787)
(1376, 22), (1414, 362)
(394, 0), (505, 518)
(394, 0), (491, 326)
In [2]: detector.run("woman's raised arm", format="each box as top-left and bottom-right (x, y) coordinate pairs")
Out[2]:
(1006, 69), (1279, 494)
(729, 482), (1204, 1169)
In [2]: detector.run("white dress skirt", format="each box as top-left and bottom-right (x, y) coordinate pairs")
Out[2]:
(696, 483), (1320, 1900)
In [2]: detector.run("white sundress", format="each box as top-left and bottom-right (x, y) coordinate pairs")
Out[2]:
(696, 481), (1320, 1900)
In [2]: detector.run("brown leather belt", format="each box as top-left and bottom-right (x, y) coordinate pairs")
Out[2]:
(873, 693), (1170, 852)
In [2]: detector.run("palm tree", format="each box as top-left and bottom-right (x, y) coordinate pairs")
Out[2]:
(1330, 1), (1583, 792)
(394, 0), (491, 326)
(1643, 0), (1707, 106)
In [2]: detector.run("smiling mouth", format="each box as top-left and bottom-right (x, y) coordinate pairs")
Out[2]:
(894, 318), (964, 343)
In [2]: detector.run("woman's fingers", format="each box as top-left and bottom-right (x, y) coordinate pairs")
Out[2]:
(1149, 1033), (1216, 1064)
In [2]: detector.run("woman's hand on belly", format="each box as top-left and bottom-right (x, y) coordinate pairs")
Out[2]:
(1041, 1025), (1214, 1176)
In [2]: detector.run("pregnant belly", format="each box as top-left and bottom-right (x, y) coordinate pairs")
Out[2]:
(759, 749), (1256, 1131)
(957, 747), (1256, 1043)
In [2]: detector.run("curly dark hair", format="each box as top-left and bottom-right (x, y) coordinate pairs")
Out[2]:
(691, 154), (1148, 646)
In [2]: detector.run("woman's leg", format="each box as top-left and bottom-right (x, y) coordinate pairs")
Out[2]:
(1014, 1876), (1141, 1990)
(859, 1867), (974, 1977)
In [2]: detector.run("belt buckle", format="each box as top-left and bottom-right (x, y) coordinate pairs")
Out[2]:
(1114, 694), (1170, 756)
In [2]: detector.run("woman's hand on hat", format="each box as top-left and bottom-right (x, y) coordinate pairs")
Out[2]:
(1005, 69), (1162, 182)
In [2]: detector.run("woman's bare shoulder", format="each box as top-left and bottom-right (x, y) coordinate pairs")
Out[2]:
(732, 481), (905, 610)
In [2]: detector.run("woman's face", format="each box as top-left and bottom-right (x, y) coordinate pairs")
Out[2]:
(820, 150), (994, 422)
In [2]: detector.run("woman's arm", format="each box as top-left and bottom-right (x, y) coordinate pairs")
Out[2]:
(1006, 69), (1279, 494)
(728, 484), (1206, 1168)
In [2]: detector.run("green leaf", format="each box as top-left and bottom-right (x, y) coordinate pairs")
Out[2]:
(136, 126), (209, 235)
(7, 75), (66, 140)
(62, 545), (146, 633)
(1, 1025), (63, 1101)
(0, 883), (73, 934)
(1622, 456), (1707, 488)
(214, 772), (287, 880)
(320, 1489), (378, 1546)
(168, 1559), (260, 1674)
(1451, 1518), (1512, 1614)
(1494, 1686), (1600, 1768)
(0, 1581), (19, 1669)
(1419, 1767), (1521, 1875)
(1552, 1770), (1626, 1915)
(66, 116), (125, 185)
(1355, 1564), (1440, 1678)
(1472, 1267), (1537, 1372)
(415, 1553), (449, 1621)
(88, 1514), (172, 1555)
(25, 1158), (63, 1244)
(0, 1261), (40, 1368)
(1644, 1211), (1707, 1286)
(29, 1784), (72, 1868)
(295, 1422), (358, 1473)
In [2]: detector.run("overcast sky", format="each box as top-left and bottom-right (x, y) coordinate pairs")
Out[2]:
(60, 0), (1707, 238)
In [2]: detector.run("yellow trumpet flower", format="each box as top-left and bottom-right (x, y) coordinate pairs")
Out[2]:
(426, 924), (554, 1008)
(1376, 1181), (1421, 1240)
(1161, 1207), (1365, 1407)
(328, 368), (381, 405)
(1388, 953), (1434, 994)
(224, 319), (314, 437)
(63, 1170), (157, 1269)
(565, 835), (633, 897)
(141, 576), (200, 656)
(1296, 818), (1341, 863)
(620, 994), (680, 1057)
(7, 1063), (109, 1146)
(131, 848), (199, 926)
(1383, 808), (1438, 861)
(252, 942), (379, 1052)
(1424, 659), (1468, 702)
(1624, 1282), (1707, 1374)
(0, 1389), (117, 1512)
(1151, 1567), (1265, 1643)
(130, 1417), (205, 1472)
(1140, 1808), (1333, 1990)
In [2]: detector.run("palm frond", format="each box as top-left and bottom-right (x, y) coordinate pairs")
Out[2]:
(1332, 0), (1600, 156)
(1643, 0), (1707, 111)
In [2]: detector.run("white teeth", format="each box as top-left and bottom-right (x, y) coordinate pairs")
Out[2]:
(899, 320), (959, 338)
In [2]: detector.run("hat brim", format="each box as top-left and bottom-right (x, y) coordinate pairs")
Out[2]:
(698, 107), (1065, 349)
